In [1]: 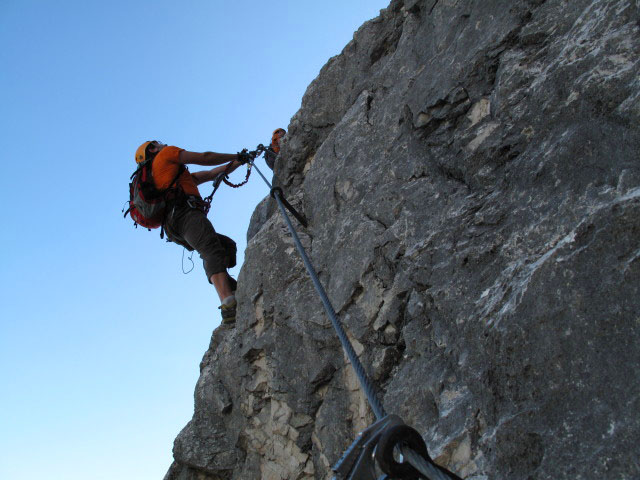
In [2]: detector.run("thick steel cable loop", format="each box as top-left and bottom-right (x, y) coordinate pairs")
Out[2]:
(400, 445), (453, 480)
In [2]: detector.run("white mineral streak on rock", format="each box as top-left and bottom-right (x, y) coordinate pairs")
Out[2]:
(479, 187), (640, 328)
(564, 91), (580, 106)
(253, 293), (266, 337)
(466, 122), (499, 152)
(479, 229), (579, 328)
(466, 98), (491, 127)
(439, 386), (471, 418)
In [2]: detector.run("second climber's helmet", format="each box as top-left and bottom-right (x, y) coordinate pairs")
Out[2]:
(271, 128), (286, 154)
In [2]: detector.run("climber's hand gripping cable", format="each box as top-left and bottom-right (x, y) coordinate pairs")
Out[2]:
(237, 148), (252, 165)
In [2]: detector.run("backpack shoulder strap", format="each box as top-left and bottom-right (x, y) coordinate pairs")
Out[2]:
(130, 158), (152, 180)
(132, 159), (183, 190)
(167, 164), (186, 190)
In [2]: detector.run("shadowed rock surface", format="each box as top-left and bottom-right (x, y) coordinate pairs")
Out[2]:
(165, 1), (640, 479)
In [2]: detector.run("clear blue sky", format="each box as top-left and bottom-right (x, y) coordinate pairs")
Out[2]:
(0, 1), (390, 479)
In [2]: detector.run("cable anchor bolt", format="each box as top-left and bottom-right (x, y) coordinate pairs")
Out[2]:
(332, 414), (460, 480)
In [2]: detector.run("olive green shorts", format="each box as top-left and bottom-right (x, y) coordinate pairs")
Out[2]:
(164, 204), (236, 281)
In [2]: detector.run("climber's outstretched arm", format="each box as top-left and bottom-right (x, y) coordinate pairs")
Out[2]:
(191, 160), (242, 186)
(179, 150), (239, 166)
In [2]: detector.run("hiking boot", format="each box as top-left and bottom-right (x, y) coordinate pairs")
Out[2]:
(219, 298), (237, 325)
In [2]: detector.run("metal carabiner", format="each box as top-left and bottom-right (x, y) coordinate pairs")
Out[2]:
(186, 196), (198, 209)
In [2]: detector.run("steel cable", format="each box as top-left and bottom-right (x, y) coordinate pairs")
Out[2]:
(250, 159), (460, 480)
(248, 159), (384, 418)
(400, 445), (454, 480)
(271, 187), (386, 420)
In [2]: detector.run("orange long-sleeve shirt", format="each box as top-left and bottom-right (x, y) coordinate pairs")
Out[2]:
(151, 146), (201, 198)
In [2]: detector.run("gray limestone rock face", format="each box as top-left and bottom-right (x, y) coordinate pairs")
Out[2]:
(165, 1), (640, 479)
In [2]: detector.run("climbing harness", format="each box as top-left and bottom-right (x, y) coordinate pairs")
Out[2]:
(244, 138), (462, 480)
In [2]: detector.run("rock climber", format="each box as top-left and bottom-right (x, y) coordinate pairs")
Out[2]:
(134, 140), (246, 324)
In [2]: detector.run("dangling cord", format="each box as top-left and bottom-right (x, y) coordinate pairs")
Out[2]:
(182, 247), (195, 274)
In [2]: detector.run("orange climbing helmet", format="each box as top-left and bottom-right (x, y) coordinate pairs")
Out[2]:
(271, 128), (286, 154)
(135, 141), (152, 164)
(135, 140), (166, 164)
